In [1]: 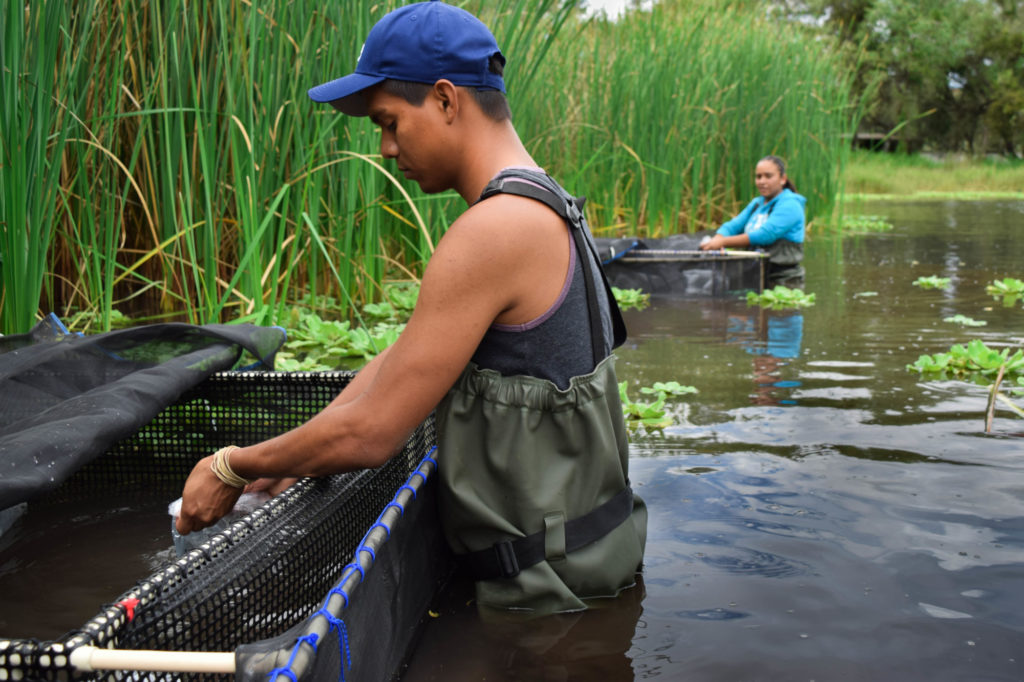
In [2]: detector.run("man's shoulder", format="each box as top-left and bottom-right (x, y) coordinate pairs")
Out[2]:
(450, 191), (566, 243)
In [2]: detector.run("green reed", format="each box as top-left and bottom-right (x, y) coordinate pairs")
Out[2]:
(521, 0), (859, 237)
(1, 1), (94, 333)
(1, 0), (858, 335)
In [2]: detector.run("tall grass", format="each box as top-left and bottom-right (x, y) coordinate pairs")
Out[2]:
(1, 1), (95, 333)
(1, 0), (859, 335)
(844, 150), (1024, 198)
(521, 0), (861, 236)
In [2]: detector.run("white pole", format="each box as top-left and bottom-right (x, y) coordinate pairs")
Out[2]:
(69, 646), (235, 673)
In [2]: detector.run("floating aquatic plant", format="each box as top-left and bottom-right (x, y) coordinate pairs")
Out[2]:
(943, 314), (987, 327)
(640, 381), (699, 397)
(841, 215), (894, 233)
(907, 339), (1023, 379)
(907, 339), (1024, 431)
(613, 287), (651, 311)
(275, 310), (405, 371)
(618, 381), (672, 429)
(985, 277), (1024, 306)
(746, 286), (816, 310)
(620, 380), (699, 430)
(912, 275), (952, 290)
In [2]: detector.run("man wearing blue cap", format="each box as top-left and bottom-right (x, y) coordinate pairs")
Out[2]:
(177, 0), (646, 614)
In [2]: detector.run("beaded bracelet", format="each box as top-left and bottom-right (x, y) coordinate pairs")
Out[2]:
(210, 445), (254, 488)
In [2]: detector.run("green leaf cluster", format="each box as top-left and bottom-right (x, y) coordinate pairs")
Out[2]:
(985, 277), (1024, 306)
(907, 339), (1024, 382)
(619, 380), (698, 430)
(943, 314), (987, 327)
(640, 381), (699, 397)
(276, 311), (404, 372)
(912, 275), (951, 290)
(841, 214), (894, 233)
(746, 286), (816, 310)
(612, 287), (650, 311)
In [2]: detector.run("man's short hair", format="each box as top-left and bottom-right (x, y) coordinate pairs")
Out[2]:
(380, 55), (512, 122)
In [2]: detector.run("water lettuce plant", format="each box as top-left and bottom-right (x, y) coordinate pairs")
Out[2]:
(619, 380), (698, 430)
(612, 287), (650, 311)
(841, 215), (894, 233)
(912, 276), (951, 290)
(640, 381), (698, 397)
(907, 339), (1023, 379)
(618, 382), (671, 429)
(275, 313), (405, 372)
(943, 314), (986, 327)
(907, 339), (1024, 430)
(985, 277), (1024, 306)
(746, 286), (816, 310)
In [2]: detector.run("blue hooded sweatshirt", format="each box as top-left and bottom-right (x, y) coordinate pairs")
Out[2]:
(717, 188), (806, 247)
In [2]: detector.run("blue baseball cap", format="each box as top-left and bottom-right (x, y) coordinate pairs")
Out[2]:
(308, 1), (506, 116)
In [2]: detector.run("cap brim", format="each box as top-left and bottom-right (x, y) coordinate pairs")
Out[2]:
(307, 72), (386, 116)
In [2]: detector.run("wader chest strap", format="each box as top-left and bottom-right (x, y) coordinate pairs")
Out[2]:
(458, 486), (634, 580)
(476, 172), (627, 357)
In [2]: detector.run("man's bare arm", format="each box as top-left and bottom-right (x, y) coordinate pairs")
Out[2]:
(175, 197), (560, 533)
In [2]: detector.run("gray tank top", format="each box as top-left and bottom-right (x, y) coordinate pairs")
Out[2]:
(469, 169), (616, 390)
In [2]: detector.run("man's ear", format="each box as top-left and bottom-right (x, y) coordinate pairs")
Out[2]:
(432, 79), (460, 122)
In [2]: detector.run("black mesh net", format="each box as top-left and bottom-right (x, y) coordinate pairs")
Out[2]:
(0, 370), (447, 682)
(594, 235), (766, 296)
(0, 318), (286, 510)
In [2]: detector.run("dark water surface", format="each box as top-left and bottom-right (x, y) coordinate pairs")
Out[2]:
(402, 199), (1024, 681)
(2, 200), (1021, 681)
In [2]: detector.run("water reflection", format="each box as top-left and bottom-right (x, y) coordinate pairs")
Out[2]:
(402, 577), (645, 681)
(404, 200), (1024, 680)
(726, 309), (804, 405)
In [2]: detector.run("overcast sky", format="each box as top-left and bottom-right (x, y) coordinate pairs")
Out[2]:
(584, 0), (654, 20)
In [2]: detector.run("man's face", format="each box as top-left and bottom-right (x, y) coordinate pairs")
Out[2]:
(365, 86), (454, 195)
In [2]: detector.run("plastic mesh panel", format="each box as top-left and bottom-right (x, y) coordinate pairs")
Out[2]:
(594, 236), (766, 296)
(0, 370), (438, 682)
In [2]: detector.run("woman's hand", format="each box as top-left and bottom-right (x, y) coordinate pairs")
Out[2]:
(700, 234), (727, 251)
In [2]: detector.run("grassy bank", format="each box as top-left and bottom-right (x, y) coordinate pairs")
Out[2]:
(844, 150), (1024, 200)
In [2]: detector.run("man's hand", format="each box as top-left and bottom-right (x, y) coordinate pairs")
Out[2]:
(175, 454), (243, 535)
(245, 477), (299, 496)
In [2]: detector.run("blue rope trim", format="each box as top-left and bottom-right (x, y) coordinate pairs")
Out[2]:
(345, 563), (365, 582)
(327, 584), (350, 609)
(601, 240), (640, 265)
(316, 608), (352, 681)
(274, 448), (438, 681)
(267, 632), (319, 681)
(356, 543), (376, 561)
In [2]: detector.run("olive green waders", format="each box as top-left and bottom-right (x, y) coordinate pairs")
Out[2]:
(436, 357), (647, 613)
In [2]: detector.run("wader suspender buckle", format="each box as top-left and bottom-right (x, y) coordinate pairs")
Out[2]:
(459, 486), (635, 581)
(494, 540), (521, 579)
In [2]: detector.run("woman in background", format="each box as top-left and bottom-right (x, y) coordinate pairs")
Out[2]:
(700, 155), (806, 287)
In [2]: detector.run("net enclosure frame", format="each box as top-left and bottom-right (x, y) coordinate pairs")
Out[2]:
(0, 370), (450, 682)
(594, 236), (767, 297)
